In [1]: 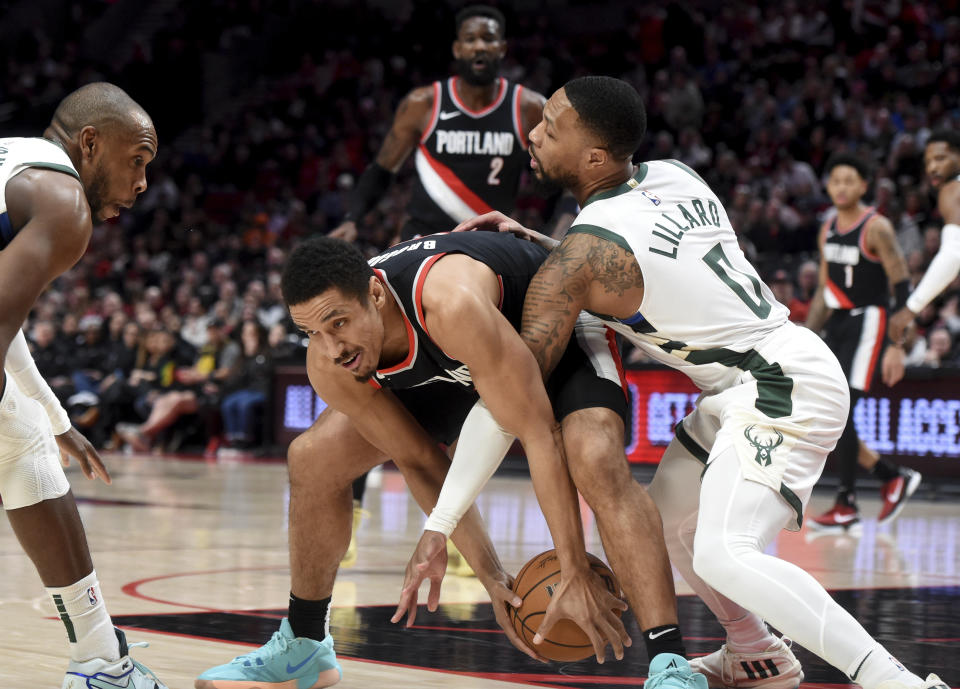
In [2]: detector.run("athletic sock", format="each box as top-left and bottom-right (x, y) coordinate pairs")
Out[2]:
(837, 488), (857, 509)
(872, 457), (902, 482)
(642, 624), (685, 659)
(47, 570), (119, 662)
(846, 643), (923, 689)
(722, 612), (778, 653)
(288, 593), (331, 641)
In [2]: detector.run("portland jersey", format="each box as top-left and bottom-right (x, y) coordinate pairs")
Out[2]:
(367, 231), (547, 390)
(820, 207), (887, 310)
(568, 159), (789, 394)
(0, 138), (79, 250)
(409, 77), (530, 233)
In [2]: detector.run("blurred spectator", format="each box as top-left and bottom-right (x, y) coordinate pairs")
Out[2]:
(219, 321), (274, 449)
(767, 269), (808, 323)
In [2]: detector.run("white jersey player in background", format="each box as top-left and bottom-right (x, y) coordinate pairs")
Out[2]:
(409, 76), (948, 689)
(889, 130), (960, 343)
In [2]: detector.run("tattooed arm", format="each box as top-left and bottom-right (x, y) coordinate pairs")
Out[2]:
(522, 232), (645, 379)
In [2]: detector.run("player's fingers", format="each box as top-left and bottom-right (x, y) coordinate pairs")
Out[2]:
(532, 606), (558, 646)
(390, 591), (411, 624)
(426, 574), (442, 612)
(494, 605), (548, 663)
(82, 445), (112, 484)
(583, 624), (608, 664)
(598, 614), (627, 660)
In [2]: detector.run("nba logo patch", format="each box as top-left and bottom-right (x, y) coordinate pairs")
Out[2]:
(640, 189), (661, 206)
(87, 586), (98, 606)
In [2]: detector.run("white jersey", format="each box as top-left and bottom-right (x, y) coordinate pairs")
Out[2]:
(0, 137), (79, 249)
(569, 159), (790, 396)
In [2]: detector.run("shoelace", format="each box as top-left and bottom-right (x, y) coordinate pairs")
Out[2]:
(647, 667), (698, 689)
(230, 630), (289, 664)
(126, 640), (164, 687)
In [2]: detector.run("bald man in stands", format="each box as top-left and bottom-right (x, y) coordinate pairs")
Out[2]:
(0, 82), (167, 689)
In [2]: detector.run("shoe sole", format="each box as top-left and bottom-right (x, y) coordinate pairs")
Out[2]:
(195, 668), (341, 689)
(806, 520), (861, 534)
(878, 471), (922, 524)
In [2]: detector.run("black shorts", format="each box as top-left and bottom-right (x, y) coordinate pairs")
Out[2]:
(393, 318), (627, 445)
(822, 305), (887, 392)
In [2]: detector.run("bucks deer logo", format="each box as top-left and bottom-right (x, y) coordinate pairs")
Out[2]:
(744, 425), (784, 467)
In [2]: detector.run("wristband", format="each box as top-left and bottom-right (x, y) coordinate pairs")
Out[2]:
(892, 279), (910, 312)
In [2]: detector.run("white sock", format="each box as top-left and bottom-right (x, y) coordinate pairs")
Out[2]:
(47, 570), (119, 662)
(722, 612), (778, 653)
(847, 644), (924, 689)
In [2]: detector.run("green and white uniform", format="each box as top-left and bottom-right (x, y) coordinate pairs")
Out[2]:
(569, 159), (849, 528)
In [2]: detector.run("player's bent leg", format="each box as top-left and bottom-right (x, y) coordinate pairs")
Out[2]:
(197, 408), (385, 689)
(691, 447), (926, 689)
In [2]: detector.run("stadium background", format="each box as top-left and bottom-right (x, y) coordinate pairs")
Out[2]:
(4, 0), (960, 478)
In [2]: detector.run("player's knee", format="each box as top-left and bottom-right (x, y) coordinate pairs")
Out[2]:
(691, 529), (757, 596)
(564, 411), (629, 501)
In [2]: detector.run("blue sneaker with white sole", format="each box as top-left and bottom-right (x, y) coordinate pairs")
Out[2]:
(195, 617), (342, 689)
(645, 653), (709, 689)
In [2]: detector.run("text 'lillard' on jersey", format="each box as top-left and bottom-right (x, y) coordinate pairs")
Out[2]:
(821, 207), (888, 310)
(409, 77), (531, 234)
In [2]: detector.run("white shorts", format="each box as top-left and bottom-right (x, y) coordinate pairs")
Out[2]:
(0, 372), (69, 509)
(672, 322), (849, 530)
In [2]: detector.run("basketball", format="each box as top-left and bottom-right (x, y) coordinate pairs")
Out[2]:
(510, 549), (622, 662)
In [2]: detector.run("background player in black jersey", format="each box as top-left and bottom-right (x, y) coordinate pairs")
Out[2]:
(330, 4), (545, 244)
(805, 153), (920, 531)
(330, 4), (546, 572)
(889, 131), (960, 343)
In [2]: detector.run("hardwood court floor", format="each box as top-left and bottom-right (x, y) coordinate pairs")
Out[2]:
(0, 453), (957, 688)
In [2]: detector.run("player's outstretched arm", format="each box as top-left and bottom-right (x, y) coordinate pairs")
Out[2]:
(332, 86), (435, 240)
(890, 182), (960, 342)
(453, 210), (560, 250)
(423, 258), (629, 663)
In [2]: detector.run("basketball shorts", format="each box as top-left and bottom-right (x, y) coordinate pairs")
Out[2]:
(822, 305), (887, 392)
(671, 322), (849, 530)
(393, 315), (628, 446)
(0, 373), (70, 508)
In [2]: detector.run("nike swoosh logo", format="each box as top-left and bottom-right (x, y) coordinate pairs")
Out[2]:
(648, 627), (677, 640)
(833, 513), (857, 524)
(850, 650), (872, 681)
(286, 647), (322, 674)
(439, 110), (461, 120)
(888, 482), (903, 503)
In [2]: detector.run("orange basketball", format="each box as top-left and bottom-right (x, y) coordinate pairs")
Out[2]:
(510, 549), (622, 662)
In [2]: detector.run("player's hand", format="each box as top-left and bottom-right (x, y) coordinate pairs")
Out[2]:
(329, 221), (358, 242)
(477, 567), (548, 663)
(56, 426), (111, 484)
(391, 530), (448, 628)
(453, 212), (558, 250)
(535, 567), (630, 664)
(881, 345), (906, 387)
(888, 306), (916, 344)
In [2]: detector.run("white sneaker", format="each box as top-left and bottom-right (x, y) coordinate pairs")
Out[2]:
(876, 674), (950, 689)
(689, 636), (803, 689)
(62, 628), (167, 689)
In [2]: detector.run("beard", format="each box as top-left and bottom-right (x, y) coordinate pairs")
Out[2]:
(84, 160), (110, 220)
(454, 56), (501, 86)
(530, 162), (575, 198)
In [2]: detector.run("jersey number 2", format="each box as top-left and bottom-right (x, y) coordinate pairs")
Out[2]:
(702, 243), (772, 319)
(487, 156), (503, 185)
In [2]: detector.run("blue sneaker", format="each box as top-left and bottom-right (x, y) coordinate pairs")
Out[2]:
(195, 618), (342, 689)
(645, 653), (708, 689)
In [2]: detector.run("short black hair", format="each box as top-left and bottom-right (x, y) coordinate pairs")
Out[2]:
(824, 152), (872, 181)
(928, 130), (960, 153)
(455, 5), (505, 37)
(281, 237), (374, 307)
(563, 76), (647, 160)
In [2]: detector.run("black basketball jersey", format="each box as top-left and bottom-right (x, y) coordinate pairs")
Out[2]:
(366, 231), (547, 391)
(821, 207), (888, 310)
(407, 77), (530, 234)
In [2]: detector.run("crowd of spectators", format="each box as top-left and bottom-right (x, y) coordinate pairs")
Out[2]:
(4, 0), (960, 452)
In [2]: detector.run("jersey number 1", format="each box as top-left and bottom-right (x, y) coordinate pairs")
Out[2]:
(702, 243), (772, 319)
